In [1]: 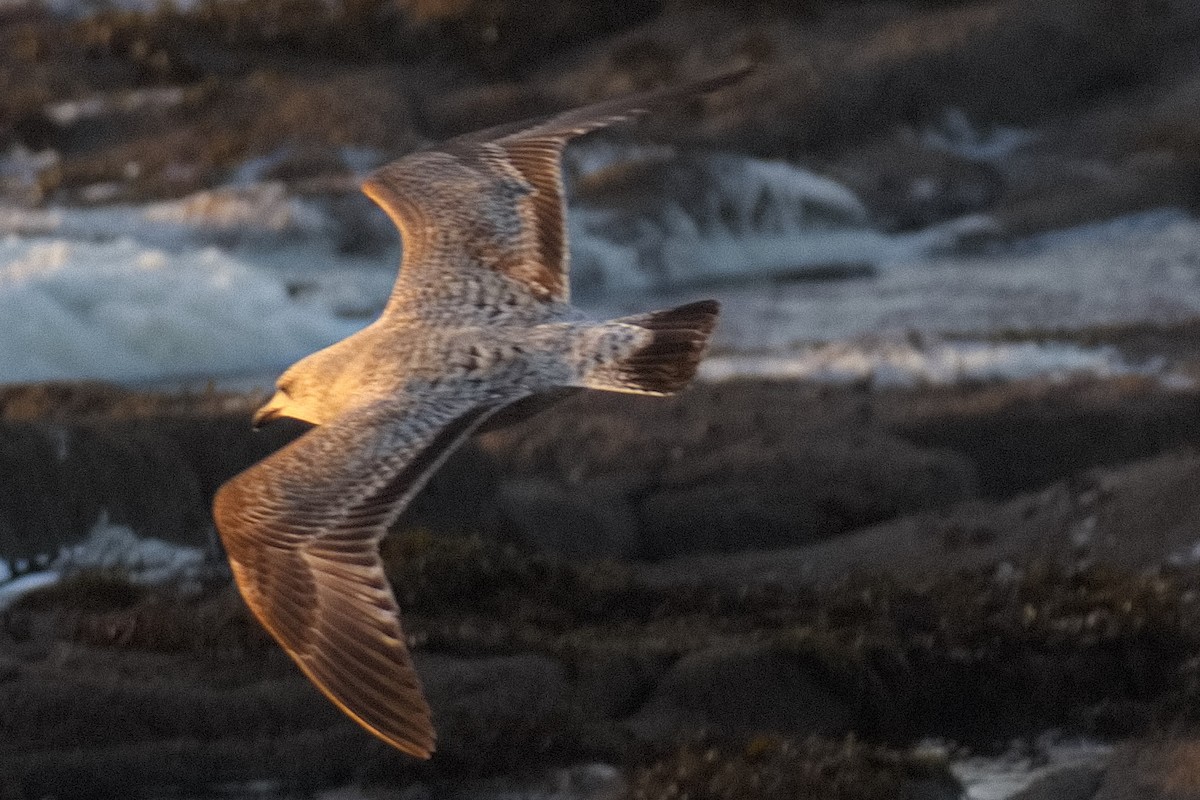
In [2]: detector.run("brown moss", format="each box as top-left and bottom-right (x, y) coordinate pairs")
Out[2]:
(626, 734), (958, 800)
(4, 524), (1200, 795)
(3, 571), (267, 654)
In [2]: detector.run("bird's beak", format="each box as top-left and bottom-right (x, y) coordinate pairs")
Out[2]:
(251, 393), (286, 430)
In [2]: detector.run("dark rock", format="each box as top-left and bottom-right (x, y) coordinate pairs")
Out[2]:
(484, 387), (978, 560)
(418, 653), (577, 768)
(830, 135), (1005, 231)
(637, 433), (977, 559)
(628, 642), (853, 742)
(626, 735), (961, 800)
(571, 647), (674, 720)
(498, 477), (638, 559)
(1012, 760), (1108, 800)
(401, 0), (661, 76)
(399, 441), (504, 536)
(641, 449), (1200, 589)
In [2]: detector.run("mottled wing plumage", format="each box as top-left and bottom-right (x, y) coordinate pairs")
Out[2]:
(213, 67), (746, 760)
(213, 396), (506, 758)
(363, 65), (752, 307)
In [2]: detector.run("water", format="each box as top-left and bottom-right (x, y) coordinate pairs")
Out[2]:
(0, 142), (1196, 388)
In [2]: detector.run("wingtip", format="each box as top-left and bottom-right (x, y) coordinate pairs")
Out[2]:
(393, 735), (436, 760)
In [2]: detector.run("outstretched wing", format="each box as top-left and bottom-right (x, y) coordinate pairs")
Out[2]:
(212, 394), (509, 758)
(363, 65), (752, 308)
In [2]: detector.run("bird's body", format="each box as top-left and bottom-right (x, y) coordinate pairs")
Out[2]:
(213, 67), (747, 759)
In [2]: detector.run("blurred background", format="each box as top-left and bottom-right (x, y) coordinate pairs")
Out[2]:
(4, 1), (1200, 798)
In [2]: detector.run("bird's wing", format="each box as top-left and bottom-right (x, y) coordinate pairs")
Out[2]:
(363, 65), (751, 308)
(212, 394), (509, 758)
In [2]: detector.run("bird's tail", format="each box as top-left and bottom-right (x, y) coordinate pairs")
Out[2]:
(580, 300), (719, 396)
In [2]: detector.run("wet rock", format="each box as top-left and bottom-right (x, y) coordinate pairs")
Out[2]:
(418, 653), (576, 767)
(1011, 760), (1107, 800)
(626, 735), (961, 800)
(0, 419), (211, 560)
(638, 433), (977, 558)
(400, 441), (504, 536)
(484, 387), (979, 560)
(830, 134), (1005, 232)
(0, 383), (503, 562)
(402, 0), (660, 76)
(419, 82), (553, 140)
(571, 647), (674, 720)
(641, 449), (1200, 589)
(498, 477), (639, 559)
(628, 642), (853, 742)
(441, 762), (625, 800)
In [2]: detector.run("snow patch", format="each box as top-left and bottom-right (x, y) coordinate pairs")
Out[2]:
(142, 182), (329, 236)
(0, 145), (1198, 386)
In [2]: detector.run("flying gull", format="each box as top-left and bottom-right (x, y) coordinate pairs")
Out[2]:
(213, 66), (749, 758)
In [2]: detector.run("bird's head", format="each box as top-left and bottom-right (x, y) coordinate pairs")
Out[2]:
(252, 370), (324, 429)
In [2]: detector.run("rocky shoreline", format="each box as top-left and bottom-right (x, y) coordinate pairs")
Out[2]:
(5, 1), (1200, 796)
(3, 376), (1200, 798)
(6, 0), (1200, 249)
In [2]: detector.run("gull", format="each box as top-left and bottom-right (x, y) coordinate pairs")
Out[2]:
(212, 66), (748, 758)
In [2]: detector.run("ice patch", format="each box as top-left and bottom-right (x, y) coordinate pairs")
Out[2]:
(0, 145), (1198, 386)
(699, 337), (1177, 388)
(1014, 206), (1192, 251)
